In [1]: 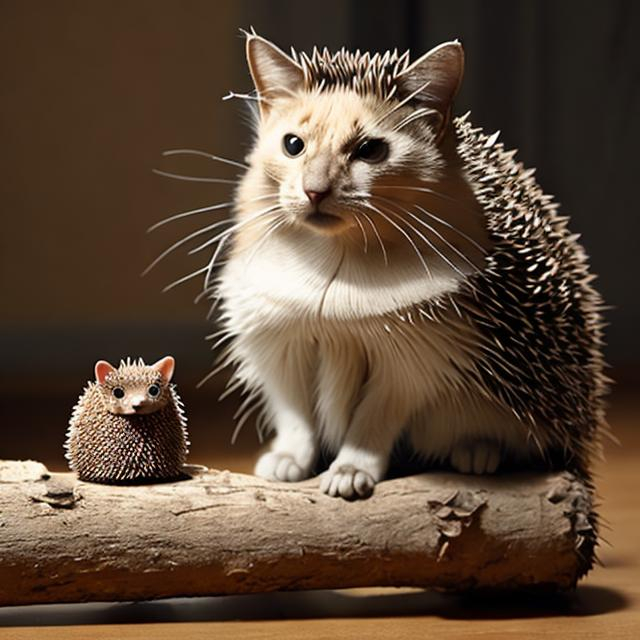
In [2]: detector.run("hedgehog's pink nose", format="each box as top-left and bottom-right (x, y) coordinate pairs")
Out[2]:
(305, 189), (330, 207)
(131, 395), (146, 409)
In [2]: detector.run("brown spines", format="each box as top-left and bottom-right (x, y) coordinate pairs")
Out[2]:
(449, 117), (608, 477)
(65, 366), (189, 484)
(296, 46), (410, 100)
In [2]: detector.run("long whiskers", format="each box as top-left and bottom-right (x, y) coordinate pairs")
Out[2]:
(350, 213), (368, 254)
(147, 193), (277, 232)
(363, 202), (432, 279)
(374, 184), (481, 215)
(197, 205), (284, 302)
(413, 203), (487, 255)
(376, 201), (472, 281)
(142, 218), (233, 276)
(162, 149), (249, 171)
(152, 169), (238, 185)
(189, 204), (281, 255)
(147, 201), (233, 232)
(371, 195), (484, 273)
(163, 265), (210, 292)
(243, 216), (288, 270)
(358, 209), (388, 265)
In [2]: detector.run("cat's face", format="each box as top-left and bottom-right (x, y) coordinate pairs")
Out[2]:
(232, 35), (489, 273)
(247, 87), (445, 237)
(94, 357), (175, 415)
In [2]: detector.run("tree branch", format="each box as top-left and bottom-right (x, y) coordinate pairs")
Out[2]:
(0, 460), (596, 606)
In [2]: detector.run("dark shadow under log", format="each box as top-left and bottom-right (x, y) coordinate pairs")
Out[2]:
(0, 460), (596, 606)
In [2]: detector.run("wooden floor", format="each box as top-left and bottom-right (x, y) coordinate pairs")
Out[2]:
(0, 382), (638, 639)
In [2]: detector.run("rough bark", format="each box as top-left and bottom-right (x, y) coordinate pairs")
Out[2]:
(0, 460), (596, 606)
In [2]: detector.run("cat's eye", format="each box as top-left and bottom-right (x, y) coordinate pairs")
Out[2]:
(148, 384), (161, 398)
(354, 138), (389, 164)
(283, 134), (305, 157)
(112, 387), (125, 399)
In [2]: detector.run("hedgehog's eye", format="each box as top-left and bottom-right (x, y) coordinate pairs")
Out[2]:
(353, 138), (389, 164)
(148, 384), (161, 398)
(112, 387), (125, 399)
(282, 134), (305, 157)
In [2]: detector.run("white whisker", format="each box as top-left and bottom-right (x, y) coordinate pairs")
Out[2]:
(372, 195), (484, 272)
(152, 169), (237, 185)
(197, 205), (282, 301)
(223, 90), (270, 104)
(414, 203), (487, 254)
(351, 213), (368, 254)
(382, 204), (470, 281)
(189, 204), (281, 255)
(163, 265), (209, 292)
(142, 219), (233, 276)
(364, 202), (432, 279)
(147, 201), (234, 232)
(162, 149), (249, 171)
(243, 216), (288, 269)
(359, 209), (388, 265)
(374, 184), (481, 215)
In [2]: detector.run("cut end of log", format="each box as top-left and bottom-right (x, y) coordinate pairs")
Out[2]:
(0, 460), (598, 606)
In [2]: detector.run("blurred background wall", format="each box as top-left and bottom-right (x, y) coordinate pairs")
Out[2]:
(1, 0), (638, 394)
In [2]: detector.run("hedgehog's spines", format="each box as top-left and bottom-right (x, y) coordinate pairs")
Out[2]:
(65, 359), (189, 484)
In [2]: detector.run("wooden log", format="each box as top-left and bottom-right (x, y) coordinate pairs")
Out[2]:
(0, 459), (596, 606)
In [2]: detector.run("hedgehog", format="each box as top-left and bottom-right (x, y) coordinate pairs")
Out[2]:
(65, 356), (189, 484)
(155, 33), (608, 522)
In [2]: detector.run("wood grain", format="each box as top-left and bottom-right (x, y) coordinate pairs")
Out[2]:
(0, 463), (596, 606)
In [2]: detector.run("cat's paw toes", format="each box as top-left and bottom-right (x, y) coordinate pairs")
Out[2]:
(320, 464), (376, 499)
(254, 451), (310, 482)
(451, 441), (500, 474)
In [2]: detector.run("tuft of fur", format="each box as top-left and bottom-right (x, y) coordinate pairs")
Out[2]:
(65, 358), (189, 484)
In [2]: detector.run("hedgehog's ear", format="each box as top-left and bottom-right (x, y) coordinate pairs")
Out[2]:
(396, 41), (464, 137)
(95, 360), (116, 384)
(246, 33), (304, 117)
(152, 356), (175, 382)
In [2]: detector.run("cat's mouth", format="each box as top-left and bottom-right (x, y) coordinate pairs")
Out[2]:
(304, 211), (344, 229)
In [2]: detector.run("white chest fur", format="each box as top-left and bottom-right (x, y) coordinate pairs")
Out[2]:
(216, 230), (529, 476)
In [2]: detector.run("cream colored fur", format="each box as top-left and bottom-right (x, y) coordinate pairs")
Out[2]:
(216, 35), (535, 498)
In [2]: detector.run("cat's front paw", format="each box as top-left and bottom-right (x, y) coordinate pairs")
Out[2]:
(450, 440), (500, 474)
(320, 463), (376, 499)
(254, 451), (312, 482)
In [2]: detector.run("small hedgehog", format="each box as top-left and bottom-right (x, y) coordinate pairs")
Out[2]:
(65, 356), (189, 484)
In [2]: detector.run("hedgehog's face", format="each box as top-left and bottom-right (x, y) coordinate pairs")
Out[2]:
(94, 357), (175, 416)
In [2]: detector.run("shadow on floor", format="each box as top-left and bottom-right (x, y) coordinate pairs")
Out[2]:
(0, 585), (629, 627)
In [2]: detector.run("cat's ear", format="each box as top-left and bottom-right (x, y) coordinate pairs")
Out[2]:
(152, 356), (175, 382)
(397, 41), (464, 135)
(95, 360), (116, 384)
(246, 33), (304, 115)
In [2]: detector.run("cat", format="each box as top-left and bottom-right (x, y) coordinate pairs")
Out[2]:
(209, 33), (606, 499)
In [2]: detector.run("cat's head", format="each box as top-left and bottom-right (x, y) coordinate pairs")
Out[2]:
(234, 33), (484, 269)
(94, 356), (175, 415)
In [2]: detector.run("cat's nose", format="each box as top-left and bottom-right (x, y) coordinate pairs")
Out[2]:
(305, 189), (330, 206)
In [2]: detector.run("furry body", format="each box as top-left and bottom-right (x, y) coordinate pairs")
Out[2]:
(212, 36), (606, 498)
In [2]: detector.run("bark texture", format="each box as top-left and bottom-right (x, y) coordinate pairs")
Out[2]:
(0, 460), (596, 606)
